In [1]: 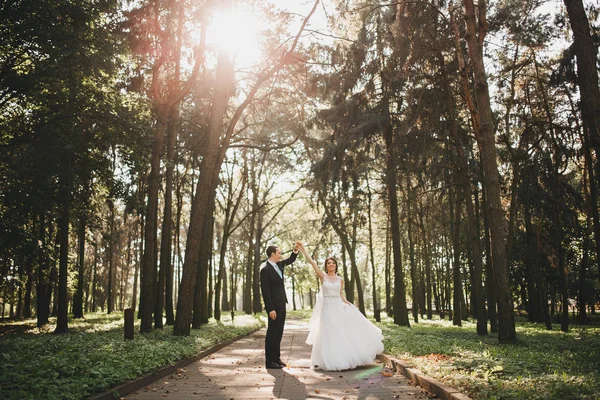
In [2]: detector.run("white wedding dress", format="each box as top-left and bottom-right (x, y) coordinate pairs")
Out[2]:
(306, 275), (384, 371)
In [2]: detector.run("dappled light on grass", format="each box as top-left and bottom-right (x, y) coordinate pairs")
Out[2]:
(380, 315), (600, 399)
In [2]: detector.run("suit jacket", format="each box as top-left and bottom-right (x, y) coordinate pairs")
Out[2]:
(260, 251), (298, 313)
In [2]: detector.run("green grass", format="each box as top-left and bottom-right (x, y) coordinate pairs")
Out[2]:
(0, 312), (264, 400)
(381, 315), (600, 400)
(3, 309), (598, 400)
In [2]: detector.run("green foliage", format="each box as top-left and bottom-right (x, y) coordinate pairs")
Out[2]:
(381, 316), (600, 399)
(0, 312), (264, 400)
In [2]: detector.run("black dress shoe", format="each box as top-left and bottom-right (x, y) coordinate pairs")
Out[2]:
(275, 359), (286, 367)
(266, 361), (283, 369)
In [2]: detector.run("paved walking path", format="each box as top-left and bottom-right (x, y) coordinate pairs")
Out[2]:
(124, 319), (437, 400)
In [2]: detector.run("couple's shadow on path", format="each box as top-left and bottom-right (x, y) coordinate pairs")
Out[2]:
(267, 368), (330, 400)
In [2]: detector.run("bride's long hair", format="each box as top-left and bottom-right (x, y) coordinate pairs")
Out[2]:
(323, 257), (339, 274)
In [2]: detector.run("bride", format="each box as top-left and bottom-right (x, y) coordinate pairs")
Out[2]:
(298, 243), (384, 371)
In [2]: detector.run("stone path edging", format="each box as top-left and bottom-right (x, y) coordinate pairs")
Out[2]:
(376, 354), (472, 400)
(88, 327), (262, 400)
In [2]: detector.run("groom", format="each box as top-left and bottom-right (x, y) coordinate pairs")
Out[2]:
(260, 242), (299, 369)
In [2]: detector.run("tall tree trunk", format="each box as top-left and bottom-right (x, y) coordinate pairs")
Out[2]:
(385, 222), (392, 316)
(340, 248), (352, 302)
(564, 0), (600, 157)
(162, 2), (185, 327)
(193, 213), (214, 328)
(578, 215), (591, 324)
(252, 206), (264, 314)
(579, 137), (595, 325)
(366, 177), (380, 321)
(406, 176), (418, 323)
(230, 259), (237, 319)
(384, 123), (409, 327)
(524, 194), (540, 322)
(132, 214), (143, 312)
(244, 170), (256, 314)
(107, 200), (115, 314)
(36, 214), (50, 327)
(460, 0), (515, 342)
(215, 226), (228, 321)
(50, 230), (59, 317)
(450, 185), (462, 327)
(91, 241), (98, 313)
(155, 112), (178, 329)
(416, 207), (433, 319)
(478, 171), (497, 331)
(140, 113), (167, 331)
(174, 166), (184, 311)
(558, 213), (569, 333)
(349, 250), (365, 315)
(581, 130), (600, 289)
(22, 256), (32, 318)
(244, 167), (256, 314)
(54, 169), (71, 334)
(73, 215), (86, 318)
(208, 221), (215, 320)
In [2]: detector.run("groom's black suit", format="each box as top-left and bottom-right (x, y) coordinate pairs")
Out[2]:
(260, 250), (298, 367)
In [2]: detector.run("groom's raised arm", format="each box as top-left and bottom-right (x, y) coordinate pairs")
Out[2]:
(279, 244), (299, 267)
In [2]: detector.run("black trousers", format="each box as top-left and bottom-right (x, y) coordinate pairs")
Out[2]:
(265, 306), (286, 363)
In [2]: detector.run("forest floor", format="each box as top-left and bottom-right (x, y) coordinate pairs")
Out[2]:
(0, 312), (264, 400)
(1, 310), (598, 399)
(380, 312), (600, 399)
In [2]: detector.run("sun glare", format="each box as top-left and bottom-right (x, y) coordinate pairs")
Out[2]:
(208, 6), (264, 67)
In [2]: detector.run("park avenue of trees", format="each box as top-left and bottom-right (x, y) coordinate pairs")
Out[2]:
(1, 0), (599, 344)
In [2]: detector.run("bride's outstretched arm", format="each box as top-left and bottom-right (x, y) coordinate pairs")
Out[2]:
(298, 243), (325, 280)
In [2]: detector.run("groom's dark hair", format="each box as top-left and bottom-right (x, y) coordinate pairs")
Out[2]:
(266, 245), (278, 257)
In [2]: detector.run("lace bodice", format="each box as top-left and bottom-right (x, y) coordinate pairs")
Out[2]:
(321, 276), (341, 298)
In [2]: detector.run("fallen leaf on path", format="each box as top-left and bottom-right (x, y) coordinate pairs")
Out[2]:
(381, 372), (394, 377)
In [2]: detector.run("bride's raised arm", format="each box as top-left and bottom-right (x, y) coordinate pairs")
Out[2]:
(298, 243), (325, 281)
